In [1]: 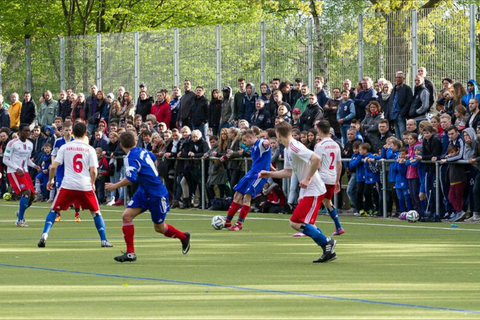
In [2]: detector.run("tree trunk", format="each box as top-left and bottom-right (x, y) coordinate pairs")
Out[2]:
(310, 0), (330, 92)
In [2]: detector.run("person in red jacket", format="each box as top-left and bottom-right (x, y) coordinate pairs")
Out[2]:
(152, 91), (171, 128)
(95, 147), (110, 204)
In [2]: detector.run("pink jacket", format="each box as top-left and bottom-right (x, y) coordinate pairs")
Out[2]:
(406, 141), (420, 179)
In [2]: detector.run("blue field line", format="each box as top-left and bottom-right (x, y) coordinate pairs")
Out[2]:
(0, 263), (478, 316)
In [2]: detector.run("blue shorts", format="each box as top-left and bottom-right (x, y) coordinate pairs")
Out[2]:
(55, 175), (64, 189)
(233, 176), (267, 196)
(127, 189), (170, 224)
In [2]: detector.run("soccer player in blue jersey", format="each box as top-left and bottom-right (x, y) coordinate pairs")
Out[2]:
(224, 129), (271, 231)
(106, 132), (190, 263)
(51, 121), (82, 222)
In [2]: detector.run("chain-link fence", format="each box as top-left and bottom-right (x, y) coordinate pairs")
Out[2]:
(0, 6), (477, 101)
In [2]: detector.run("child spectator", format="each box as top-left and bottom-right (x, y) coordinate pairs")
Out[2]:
(277, 105), (292, 124)
(95, 147), (110, 205)
(381, 137), (402, 216)
(291, 108), (302, 128)
(454, 105), (467, 131)
(350, 142), (368, 216)
(364, 145), (380, 216)
(34, 143), (52, 202)
(253, 179), (286, 213)
(346, 141), (361, 215)
(300, 131), (308, 146)
(408, 144), (427, 220)
(444, 145), (467, 221)
(394, 147), (413, 216)
(350, 119), (364, 143)
(405, 132), (423, 216)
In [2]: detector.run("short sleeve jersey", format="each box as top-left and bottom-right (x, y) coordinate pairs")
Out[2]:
(284, 139), (326, 198)
(52, 136), (74, 181)
(54, 139), (98, 191)
(245, 138), (271, 178)
(3, 138), (34, 173)
(314, 137), (342, 185)
(125, 147), (168, 198)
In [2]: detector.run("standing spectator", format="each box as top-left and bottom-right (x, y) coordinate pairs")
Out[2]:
(454, 105), (468, 131)
(152, 91), (171, 127)
(220, 86), (234, 130)
(250, 99), (271, 130)
(462, 79), (479, 107)
(39, 91), (58, 126)
(417, 67), (436, 108)
(9, 92), (22, 130)
(409, 75), (430, 125)
(291, 108), (302, 128)
(0, 94), (9, 111)
(116, 86), (125, 103)
(377, 81), (392, 119)
(59, 91), (73, 121)
(337, 89), (356, 144)
(300, 94), (322, 131)
(95, 147), (110, 205)
(136, 83), (150, 105)
(191, 86), (209, 139)
(109, 100), (121, 125)
(343, 79), (356, 99)
(56, 90), (67, 116)
(389, 71), (413, 139)
(369, 119), (392, 156)
(71, 93), (86, 121)
(93, 129), (109, 151)
(324, 87), (341, 137)
(271, 90), (291, 118)
(361, 101), (383, 152)
(438, 77), (454, 100)
(169, 86), (181, 130)
(280, 80), (298, 108)
(259, 83), (272, 113)
(118, 91), (135, 126)
(293, 84), (310, 115)
(20, 92), (37, 129)
(185, 129), (210, 208)
(209, 89), (222, 136)
(353, 77), (378, 121)
(453, 82), (467, 106)
(136, 91), (153, 122)
(101, 93), (113, 124)
(467, 125), (480, 222)
(0, 98), (10, 128)
(314, 76), (329, 108)
(239, 83), (258, 122)
(467, 98), (480, 129)
(233, 78), (246, 121)
(405, 133), (423, 216)
(442, 145), (467, 221)
(178, 79), (195, 128)
(205, 135), (228, 207)
(420, 125), (442, 220)
(85, 85), (98, 131)
(439, 89), (455, 117)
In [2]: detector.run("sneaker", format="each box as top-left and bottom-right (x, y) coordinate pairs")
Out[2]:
(353, 212), (359, 216)
(113, 199), (124, 206)
(465, 213), (480, 223)
(293, 232), (306, 237)
(332, 228), (345, 236)
(75, 216), (82, 223)
(452, 211), (466, 222)
(359, 210), (369, 217)
(224, 220), (232, 229)
(114, 252), (137, 263)
(442, 213), (452, 221)
(182, 232), (191, 254)
(55, 215), (61, 223)
(15, 220), (29, 227)
(398, 212), (407, 220)
(38, 233), (48, 247)
(101, 240), (113, 247)
(106, 198), (115, 206)
(313, 238), (337, 263)
(448, 214), (458, 222)
(228, 222), (243, 231)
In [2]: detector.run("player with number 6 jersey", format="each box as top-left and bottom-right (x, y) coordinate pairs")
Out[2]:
(314, 120), (344, 236)
(37, 122), (112, 248)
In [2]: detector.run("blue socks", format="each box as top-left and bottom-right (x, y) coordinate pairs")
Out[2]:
(300, 223), (328, 246)
(18, 196), (30, 221)
(93, 213), (107, 241)
(327, 206), (342, 230)
(42, 210), (57, 234)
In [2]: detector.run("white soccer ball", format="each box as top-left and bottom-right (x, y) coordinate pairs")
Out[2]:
(211, 215), (226, 230)
(406, 210), (419, 223)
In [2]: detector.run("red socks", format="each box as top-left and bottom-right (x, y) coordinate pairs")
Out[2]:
(226, 202), (241, 221)
(122, 222), (135, 253)
(238, 205), (251, 223)
(164, 224), (187, 241)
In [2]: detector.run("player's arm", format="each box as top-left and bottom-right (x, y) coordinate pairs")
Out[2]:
(300, 153), (321, 188)
(335, 160), (342, 193)
(2, 141), (20, 171)
(89, 166), (98, 183)
(47, 161), (61, 190)
(106, 177), (131, 191)
(259, 168), (293, 179)
(27, 157), (40, 171)
(106, 156), (138, 191)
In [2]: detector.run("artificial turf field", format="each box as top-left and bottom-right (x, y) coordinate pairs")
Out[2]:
(0, 202), (479, 319)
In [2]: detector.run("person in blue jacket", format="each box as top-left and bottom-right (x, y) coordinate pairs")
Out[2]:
(407, 144), (427, 220)
(394, 147), (413, 216)
(462, 79), (480, 107)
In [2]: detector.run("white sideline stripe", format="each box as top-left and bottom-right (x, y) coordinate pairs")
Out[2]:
(0, 203), (479, 232)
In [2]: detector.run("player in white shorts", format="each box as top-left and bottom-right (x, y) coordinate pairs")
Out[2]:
(314, 120), (344, 236)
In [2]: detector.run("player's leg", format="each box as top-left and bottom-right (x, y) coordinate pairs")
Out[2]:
(38, 188), (69, 247)
(225, 191), (243, 228)
(38, 208), (60, 247)
(229, 193), (252, 231)
(16, 189), (32, 227)
(74, 200), (82, 222)
(322, 185), (344, 236)
(114, 207), (142, 263)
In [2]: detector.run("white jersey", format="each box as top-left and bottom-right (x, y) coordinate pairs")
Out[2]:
(284, 139), (326, 198)
(2, 138), (35, 174)
(314, 138), (342, 185)
(54, 139), (98, 191)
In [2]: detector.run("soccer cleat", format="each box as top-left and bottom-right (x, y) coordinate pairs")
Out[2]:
(55, 215), (61, 223)
(101, 240), (113, 247)
(114, 252), (137, 263)
(313, 238), (337, 263)
(224, 220), (232, 228)
(182, 232), (191, 254)
(293, 232), (306, 237)
(228, 222), (243, 231)
(75, 216), (82, 223)
(15, 220), (29, 228)
(332, 228), (345, 236)
(38, 233), (48, 248)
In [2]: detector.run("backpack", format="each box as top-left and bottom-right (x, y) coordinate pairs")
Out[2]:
(210, 197), (232, 211)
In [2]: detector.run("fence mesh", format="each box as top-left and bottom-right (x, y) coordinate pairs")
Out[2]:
(31, 37), (61, 100)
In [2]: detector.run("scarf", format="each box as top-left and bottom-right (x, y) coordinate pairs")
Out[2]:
(381, 93), (391, 101)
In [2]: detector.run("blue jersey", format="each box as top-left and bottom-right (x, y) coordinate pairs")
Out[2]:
(244, 139), (271, 178)
(125, 147), (168, 199)
(52, 136), (74, 185)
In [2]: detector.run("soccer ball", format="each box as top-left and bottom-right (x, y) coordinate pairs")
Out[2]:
(2, 193), (12, 201)
(211, 215), (226, 230)
(406, 210), (419, 223)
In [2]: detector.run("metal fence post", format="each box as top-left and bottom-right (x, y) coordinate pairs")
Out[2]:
(174, 28), (179, 86)
(470, 4), (477, 81)
(201, 158), (206, 210)
(134, 31), (140, 101)
(307, 18), (314, 90)
(357, 14), (364, 81)
(382, 160), (387, 219)
(216, 25), (222, 90)
(435, 161), (440, 218)
(0, 32), (3, 95)
(96, 34), (102, 89)
(260, 21), (266, 83)
(244, 158), (248, 173)
(26, 38), (32, 92)
(60, 37), (65, 91)
(411, 9), (418, 88)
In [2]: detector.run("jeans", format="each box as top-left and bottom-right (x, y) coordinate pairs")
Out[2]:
(87, 123), (96, 136)
(394, 115), (406, 139)
(341, 123), (351, 145)
(288, 173), (299, 204)
(472, 172), (480, 213)
(193, 123), (208, 140)
(346, 173), (357, 211)
(109, 169), (121, 200)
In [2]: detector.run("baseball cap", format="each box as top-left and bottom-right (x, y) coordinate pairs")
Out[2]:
(292, 108), (301, 114)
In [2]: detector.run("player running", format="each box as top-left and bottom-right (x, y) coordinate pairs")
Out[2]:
(106, 132), (190, 263)
(259, 121), (337, 263)
(314, 120), (344, 236)
(37, 122), (112, 248)
(224, 129), (271, 231)
(51, 121), (82, 222)
(2, 123), (40, 227)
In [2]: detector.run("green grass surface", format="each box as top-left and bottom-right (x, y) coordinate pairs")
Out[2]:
(0, 201), (479, 319)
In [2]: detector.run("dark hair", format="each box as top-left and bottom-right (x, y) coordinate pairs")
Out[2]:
(399, 147), (408, 153)
(0, 127), (11, 135)
(352, 141), (361, 149)
(73, 122), (87, 137)
(408, 132), (419, 141)
(242, 129), (255, 137)
(135, 114), (142, 120)
(237, 78), (245, 82)
(379, 119), (389, 126)
(43, 143), (52, 149)
(109, 122), (118, 127)
(142, 130), (152, 137)
(272, 77), (281, 82)
(341, 89), (348, 94)
(120, 132), (136, 149)
(275, 121), (292, 137)
(447, 145), (459, 154)
(360, 143), (371, 152)
(266, 128), (276, 138)
(422, 125), (435, 133)
(295, 78), (303, 83)
(447, 126), (458, 132)
(19, 123), (30, 132)
(316, 120), (330, 135)
(392, 140), (402, 149)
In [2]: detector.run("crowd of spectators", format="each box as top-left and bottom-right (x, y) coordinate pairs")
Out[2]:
(1, 66), (480, 222)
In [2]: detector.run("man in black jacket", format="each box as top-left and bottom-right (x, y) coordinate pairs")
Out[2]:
(0, 99), (10, 129)
(20, 92), (37, 129)
(300, 94), (322, 131)
(191, 86), (209, 139)
(466, 98), (480, 129)
(178, 79), (196, 128)
(388, 71), (413, 139)
(417, 67), (436, 108)
(250, 99), (271, 130)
